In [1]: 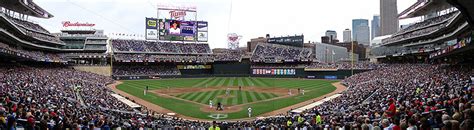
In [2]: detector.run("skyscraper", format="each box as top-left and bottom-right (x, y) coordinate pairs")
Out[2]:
(352, 19), (370, 46)
(380, 0), (399, 35)
(343, 29), (351, 42)
(371, 15), (380, 40)
(325, 30), (337, 43)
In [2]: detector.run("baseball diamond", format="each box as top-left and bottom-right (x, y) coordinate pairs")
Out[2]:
(2, 0), (474, 129)
(115, 77), (338, 119)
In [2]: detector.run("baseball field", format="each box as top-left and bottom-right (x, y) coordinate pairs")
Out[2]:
(114, 77), (339, 120)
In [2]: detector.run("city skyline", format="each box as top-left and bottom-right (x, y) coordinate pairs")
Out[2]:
(371, 15), (381, 40)
(352, 19), (370, 46)
(380, 0), (400, 35)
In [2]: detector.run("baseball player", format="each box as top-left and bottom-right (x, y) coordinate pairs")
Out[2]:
(209, 100), (213, 108)
(248, 107), (252, 117)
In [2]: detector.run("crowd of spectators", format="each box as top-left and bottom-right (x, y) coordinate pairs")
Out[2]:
(0, 62), (472, 129)
(2, 14), (50, 34)
(251, 43), (312, 63)
(383, 25), (447, 44)
(296, 64), (473, 129)
(209, 64), (473, 129)
(382, 11), (459, 44)
(213, 49), (244, 62)
(0, 64), (212, 129)
(0, 42), (66, 62)
(114, 54), (214, 63)
(111, 39), (211, 54)
(305, 62), (380, 70)
(1, 13), (63, 43)
(395, 11), (458, 36)
(113, 65), (180, 76)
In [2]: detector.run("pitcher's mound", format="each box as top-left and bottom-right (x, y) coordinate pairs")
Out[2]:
(216, 94), (236, 99)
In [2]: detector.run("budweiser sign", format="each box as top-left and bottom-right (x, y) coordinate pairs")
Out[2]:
(169, 11), (186, 19)
(62, 21), (95, 27)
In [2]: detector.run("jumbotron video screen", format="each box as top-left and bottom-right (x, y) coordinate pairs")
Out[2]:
(157, 19), (207, 41)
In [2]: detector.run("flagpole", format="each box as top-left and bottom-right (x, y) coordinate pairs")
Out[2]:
(332, 51), (334, 63)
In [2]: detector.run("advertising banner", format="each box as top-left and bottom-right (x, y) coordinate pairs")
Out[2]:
(267, 35), (304, 47)
(145, 18), (158, 40)
(158, 9), (196, 21)
(197, 21), (208, 31)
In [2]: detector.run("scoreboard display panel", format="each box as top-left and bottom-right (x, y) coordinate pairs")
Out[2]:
(159, 19), (196, 41)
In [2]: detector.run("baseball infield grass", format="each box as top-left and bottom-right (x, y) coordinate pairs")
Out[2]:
(116, 77), (337, 120)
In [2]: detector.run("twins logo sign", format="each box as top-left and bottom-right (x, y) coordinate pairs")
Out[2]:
(227, 33), (241, 50)
(169, 11), (186, 20)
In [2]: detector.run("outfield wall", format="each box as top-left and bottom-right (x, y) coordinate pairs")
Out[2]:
(112, 61), (371, 80)
(113, 68), (371, 80)
(213, 62), (250, 75)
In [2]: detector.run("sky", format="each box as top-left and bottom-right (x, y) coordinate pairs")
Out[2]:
(31, 0), (418, 49)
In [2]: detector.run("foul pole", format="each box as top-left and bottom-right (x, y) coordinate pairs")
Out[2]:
(351, 41), (354, 76)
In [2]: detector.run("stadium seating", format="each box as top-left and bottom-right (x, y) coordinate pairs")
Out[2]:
(111, 39), (211, 54)
(1, 64), (472, 129)
(0, 42), (66, 62)
(113, 65), (181, 76)
(1, 1), (473, 129)
(213, 49), (244, 62)
(0, 64), (211, 129)
(382, 11), (459, 44)
(251, 43), (312, 63)
(1, 14), (62, 43)
(305, 62), (379, 70)
(114, 54), (214, 63)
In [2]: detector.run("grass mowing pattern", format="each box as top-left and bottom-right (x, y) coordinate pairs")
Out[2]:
(176, 90), (278, 106)
(117, 77), (337, 120)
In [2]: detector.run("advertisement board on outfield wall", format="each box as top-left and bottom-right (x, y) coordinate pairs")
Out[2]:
(177, 65), (212, 69)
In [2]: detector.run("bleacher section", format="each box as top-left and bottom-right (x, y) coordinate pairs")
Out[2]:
(251, 43), (312, 63)
(113, 64), (180, 76)
(0, 42), (66, 62)
(111, 39), (211, 54)
(382, 11), (460, 45)
(0, 13), (63, 44)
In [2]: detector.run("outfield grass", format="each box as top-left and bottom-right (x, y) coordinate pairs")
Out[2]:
(116, 77), (337, 120)
(176, 90), (279, 106)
